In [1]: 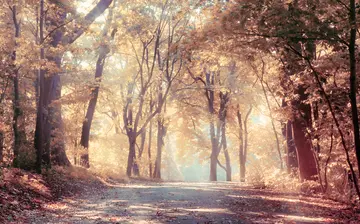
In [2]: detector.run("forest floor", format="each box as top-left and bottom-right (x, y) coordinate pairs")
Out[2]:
(1, 168), (360, 223)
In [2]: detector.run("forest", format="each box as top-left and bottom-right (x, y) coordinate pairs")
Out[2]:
(1, 0), (360, 223)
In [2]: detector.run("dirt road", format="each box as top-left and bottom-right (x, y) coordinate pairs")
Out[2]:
(22, 182), (353, 223)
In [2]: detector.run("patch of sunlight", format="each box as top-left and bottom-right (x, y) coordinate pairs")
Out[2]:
(262, 194), (337, 209)
(252, 114), (269, 126)
(76, 0), (93, 14)
(228, 194), (339, 209)
(183, 208), (235, 214)
(175, 186), (221, 192)
(109, 199), (128, 203)
(44, 203), (68, 210)
(277, 214), (334, 223)
(129, 205), (160, 211)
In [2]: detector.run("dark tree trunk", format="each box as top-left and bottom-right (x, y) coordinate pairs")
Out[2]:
(0, 131), (4, 165)
(35, 0), (45, 174)
(282, 37), (317, 181)
(35, 9), (70, 167)
(205, 72), (219, 182)
(153, 87), (166, 179)
(10, 5), (27, 168)
(292, 101), (317, 181)
(349, 0), (360, 175)
(12, 54), (21, 168)
(80, 49), (109, 168)
(80, 4), (114, 168)
(219, 92), (231, 181)
(35, 0), (113, 168)
(124, 81), (137, 177)
(237, 105), (252, 182)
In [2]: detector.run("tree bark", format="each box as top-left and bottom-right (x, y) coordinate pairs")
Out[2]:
(222, 124), (231, 181)
(126, 135), (136, 176)
(0, 131), (4, 165)
(35, 9), (70, 167)
(153, 118), (165, 179)
(292, 100), (317, 181)
(153, 92), (165, 179)
(237, 105), (245, 182)
(349, 0), (360, 175)
(243, 106), (252, 179)
(148, 99), (153, 177)
(219, 92), (231, 181)
(34, 0), (113, 168)
(80, 2), (114, 168)
(11, 5), (22, 168)
(205, 72), (219, 182)
(79, 46), (108, 167)
(35, 0), (45, 174)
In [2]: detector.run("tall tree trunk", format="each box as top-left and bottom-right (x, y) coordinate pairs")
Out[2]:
(222, 124), (231, 181)
(243, 106), (252, 179)
(11, 5), (21, 167)
(35, 0), (45, 174)
(237, 105), (245, 182)
(80, 3), (114, 168)
(36, 9), (70, 167)
(292, 100), (317, 181)
(34, 0), (113, 167)
(148, 122), (153, 177)
(237, 105), (252, 182)
(283, 39), (317, 181)
(153, 97), (166, 179)
(79, 48), (109, 168)
(205, 72), (219, 181)
(153, 118), (165, 179)
(153, 85), (166, 179)
(349, 0), (360, 175)
(219, 92), (231, 181)
(124, 82), (136, 177)
(0, 131), (4, 165)
(148, 99), (153, 177)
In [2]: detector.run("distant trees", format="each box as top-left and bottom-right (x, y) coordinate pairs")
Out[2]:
(119, 0), (186, 177)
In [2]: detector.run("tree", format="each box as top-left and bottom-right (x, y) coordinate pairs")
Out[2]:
(237, 104), (252, 182)
(79, 0), (117, 168)
(34, 0), (113, 169)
